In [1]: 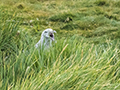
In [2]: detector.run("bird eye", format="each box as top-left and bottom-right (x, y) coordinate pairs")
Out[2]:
(44, 31), (47, 33)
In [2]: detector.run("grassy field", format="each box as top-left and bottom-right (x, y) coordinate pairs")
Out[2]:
(0, 0), (120, 89)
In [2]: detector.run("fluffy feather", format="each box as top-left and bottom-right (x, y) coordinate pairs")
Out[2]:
(35, 28), (56, 50)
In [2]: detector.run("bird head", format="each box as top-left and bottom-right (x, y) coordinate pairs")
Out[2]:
(35, 28), (56, 49)
(41, 28), (56, 41)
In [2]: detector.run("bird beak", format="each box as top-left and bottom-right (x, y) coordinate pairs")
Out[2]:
(51, 37), (54, 41)
(50, 33), (55, 41)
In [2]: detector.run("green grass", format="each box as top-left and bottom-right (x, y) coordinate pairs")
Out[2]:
(0, 0), (120, 90)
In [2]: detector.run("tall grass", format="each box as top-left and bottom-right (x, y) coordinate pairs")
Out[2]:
(0, 16), (120, 89)
(9, 40), (120, 89)
(0, 0), (120, 90)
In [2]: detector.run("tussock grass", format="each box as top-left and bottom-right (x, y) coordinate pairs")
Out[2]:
(0, 18), (120, 89)
(94, 0), (107, 6)
(0, 0), (120, 89)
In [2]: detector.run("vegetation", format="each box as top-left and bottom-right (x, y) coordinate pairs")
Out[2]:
(0, 0), (120, 89)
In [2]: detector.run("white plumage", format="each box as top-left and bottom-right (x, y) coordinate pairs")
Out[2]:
(35, 28), (56, 50)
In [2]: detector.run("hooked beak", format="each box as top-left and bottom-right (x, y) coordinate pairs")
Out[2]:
(50, 33), (54, 41)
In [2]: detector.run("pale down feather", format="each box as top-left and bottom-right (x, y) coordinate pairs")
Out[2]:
(35, 28), (56, 50)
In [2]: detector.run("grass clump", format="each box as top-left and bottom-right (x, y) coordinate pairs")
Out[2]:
(49, 12), (75, 22)
(4, 38), (120, 90)
(94, 0), (107, 6)
(17, 3), (25, 9)
(0, 10), (19, 54)
(113, 1), (120, 8)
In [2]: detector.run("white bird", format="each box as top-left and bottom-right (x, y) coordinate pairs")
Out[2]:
(35, 28), (56, 50)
